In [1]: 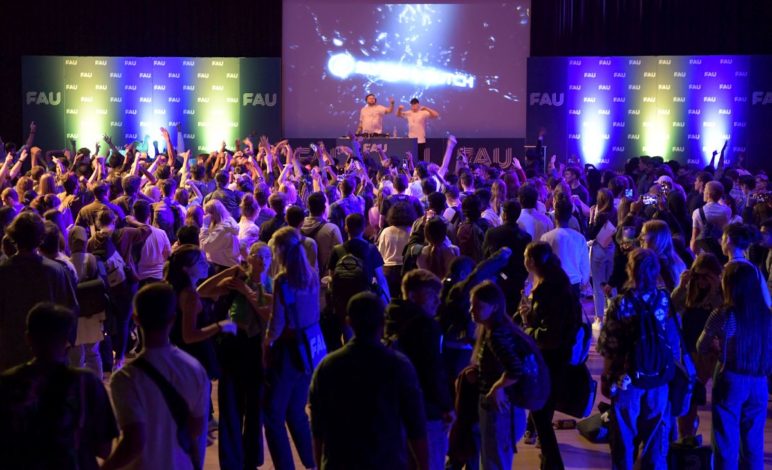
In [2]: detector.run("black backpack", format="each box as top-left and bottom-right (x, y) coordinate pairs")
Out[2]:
(330, 248), (377, 319)
(628, 293), (675, 389)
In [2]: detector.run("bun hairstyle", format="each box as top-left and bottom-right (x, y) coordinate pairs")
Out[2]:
(240, 193), (259, 219)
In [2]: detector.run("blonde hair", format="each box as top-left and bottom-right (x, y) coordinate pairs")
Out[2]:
(641, 219), (686, 290)
(269, 227), (318, 290)
(204, 199), (233, 224)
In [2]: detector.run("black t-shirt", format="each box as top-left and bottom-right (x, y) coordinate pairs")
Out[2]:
(380, 193), (423, 226)
(0, 363), (118, 470)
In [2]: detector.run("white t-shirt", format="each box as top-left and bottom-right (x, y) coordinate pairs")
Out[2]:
(137, 225), (171, 281)
(359, 104), (389, 134)
(540, 227), (590, 286)
(692, 201), (731, 233)
(109, 345), (210, 470)
(401, 109), (431, 143)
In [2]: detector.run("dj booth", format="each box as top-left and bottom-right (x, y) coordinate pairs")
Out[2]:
(335, 136), (418, 167)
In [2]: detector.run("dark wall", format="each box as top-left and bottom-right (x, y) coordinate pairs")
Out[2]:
(531, 0), (772, 57)
(2, 0), (770, 145)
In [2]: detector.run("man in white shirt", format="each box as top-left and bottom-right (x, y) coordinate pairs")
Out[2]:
(103, 283), (210, 470)
(540, 197), (590, 294)
(517, 183), (554, 241)
(357, 94), (394, 135)
(397, 98), (439, 156)
(133, 200), (171, 285)
(690, 180), (732, 254)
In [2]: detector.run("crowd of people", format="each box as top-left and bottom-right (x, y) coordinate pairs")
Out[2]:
(0, 121), (770, 470)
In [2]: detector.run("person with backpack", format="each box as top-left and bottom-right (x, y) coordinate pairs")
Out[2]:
(301, 191), (343, 277)
(328, 213), (391, 347)
(697, 262), (772, 470)
(455, 194), (490, 264)
(598, 248), (682, 469)
(690, 180), (731, 261)
(87, 208), (150, 371)
(721, 223), (772, 308)
(471, 280), (540, 470)
(384, 269), (453, 470)
(518, 242), (582, 470)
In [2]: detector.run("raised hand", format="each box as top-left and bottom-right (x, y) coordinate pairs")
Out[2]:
(29, 121), (37, 133)
(447, 134), (457, 146)
(4, 153), (13, 165)
(160, 127), (170, 139)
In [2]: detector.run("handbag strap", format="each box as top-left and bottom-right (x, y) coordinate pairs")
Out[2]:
(132, 356), (200, 469)
(280, 277), (302, 332)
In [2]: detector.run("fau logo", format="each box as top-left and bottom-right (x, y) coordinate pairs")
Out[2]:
(672, 122), (685, 127)
(139, 97), (151, 103)
(718, 109), (731, 115)
(689, 59), (702, 65)
(568, 134), (581, 140)
(703, 121), (715, 127)
(688, 134), (701, 140)
(628, 84), (641, 90)
(612, 146), (625, 152)
(673, 97), (686, 102)
(643, 72), (656, 78)
(657, 109), (670, 115)
(688, 109), (701, 115)
(168, 97), (180, 103)
(153, 60), (166, 66)
(139, 73), (152, 79)
(529, 93), (564, 106)
(25, 91), (61, 105)
(735, 96), (747, 102)
(80, 96), (93, 103)
(733, 121), (746, 127)
(735, 71), (748, 77)
(598, 59), (611, 65)
(183, 60), (195, 66)
(673, 72), (686, 78)
(183, 109), (195, 115)
(226, 73), (239, 79)
(613, 97), (626, 103)
(94, 60), (107, 66)
(704, 71), (717, 77)
(598, 109), (610, 115)
(65, 84), (78, 90)
(583, 72), (596, 78)
(153, 109), (166, 115)
(109, 72), (122, 78)
(125, 133), (138, 139)
(629, 59), (641, 65)
(183, 85), (195, 91)
(226, 97), (239, 103)
(568, 85), (581, 91)
(689, 84), (702, 90)
(124, 60), (137, 66)
(719, 84), (732, 90)
(65, 109), (78, 114)
(658, 59), (671, 65)
(569, 59), (582, 66)
(612, 121), (625, 127)
(110, 97), (122, 103)
(642, 96), (656, 102)
(65, 59), (78, 65)
(184, 133), (196, 139)
(613, 72), (626, 78)
(168, 73), (180, 79)
(703, 96), (716, 102)
(197, 73), (209, 79)
(125, 109), (137, 115)
(658, 84), (670, 90)
(110, 121), (122, 127)
(568, 109), (581, 115)
(720, 58), (733, 64)
(583, 97), (596, 103)
(598, 84), (611, 91)
(671, 146), (684, 152)
(211, 60), (224, 66)
(80, 72), (92, 78)
(627, 134), (640, 140)
(124, 85), (137, 91)
(212, 85), (224, 91)
(628, 109), (640, 115)
(153, 85), (166, 91)
(197, 97), (210, 103)
(752, 91), (772, 105)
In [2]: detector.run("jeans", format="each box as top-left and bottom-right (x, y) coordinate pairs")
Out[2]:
(110, 282), (136, 363)
(608, 384), (670, 470)
(478, 397), (526, 470)
(217, 331), (264, 470)
(590, 242), (614, 321)
(68, 342), (102, 378)
(427, 420), (450, 470)
(711, 370), (767, 470)
(263, 340), (315, 470)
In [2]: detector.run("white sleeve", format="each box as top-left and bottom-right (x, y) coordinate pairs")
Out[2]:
(109, 370), (147, 427)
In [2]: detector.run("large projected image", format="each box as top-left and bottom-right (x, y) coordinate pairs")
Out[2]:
(22, 56), (280, 153)
(283, 1), (530, 138)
